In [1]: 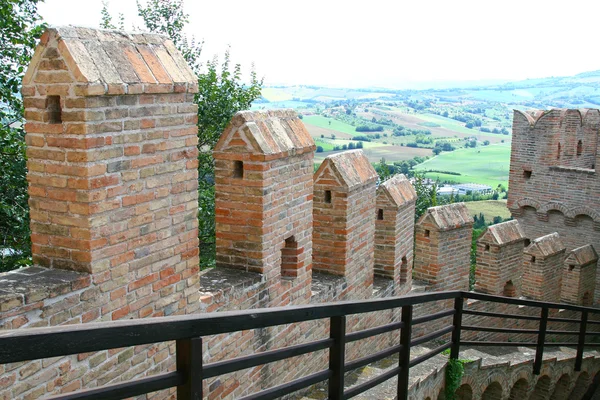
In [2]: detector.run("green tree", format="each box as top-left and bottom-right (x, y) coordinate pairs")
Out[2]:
(376, 157), (391, 181)
(100, 1), (124, 30)
(136, 0), (263, 268)
(0, 0), (45, 271)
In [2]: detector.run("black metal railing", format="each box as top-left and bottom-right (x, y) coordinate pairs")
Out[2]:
(1, 290), (600, 400)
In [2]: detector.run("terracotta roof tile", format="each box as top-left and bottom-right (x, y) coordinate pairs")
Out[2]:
(214, 110), (316, 160)
(417, 203), (473, 231)
(565, 244), (598, 266)
(378, 174), (416, 206)
(524, 232), (565, 257)
(478, 220), (526, 246)
(315, 150), (378, 191)
(23, 26), (197, 95)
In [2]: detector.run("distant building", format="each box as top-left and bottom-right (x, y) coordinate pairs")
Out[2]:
(451, 183), (493, 195)
(437, 186), (460, 196)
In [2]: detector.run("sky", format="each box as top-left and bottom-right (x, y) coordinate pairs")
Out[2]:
(38, 0), (600, 89)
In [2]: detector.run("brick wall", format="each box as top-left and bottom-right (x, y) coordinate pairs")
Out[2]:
(414, 203), (473, 291)
(313, 150), (378, 299)
(508, 108), (600, 303)
(213, 110), (315, 306)
(0, 26), (200, 399)
(374, 174), (416, 295)
(561, 244), (598, 305)
(475, 220), (526, 297)
(522, 233), (565, 302)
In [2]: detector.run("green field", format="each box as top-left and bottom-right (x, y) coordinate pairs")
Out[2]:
(464, 200), (511, 221)
(414, 143), (510, 187)
(303, 115), (360, 136)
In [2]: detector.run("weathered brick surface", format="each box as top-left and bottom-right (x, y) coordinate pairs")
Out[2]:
(508, 108), (600, 303)
(374, 174), (416, 295)
(313, 150), (378, 299)
(561, 244), (598, 305)
(6, 48), (600, 400)
(522, 233), (566, 302)
(0, 26), (199, 400)
(414, 203), (473, 291)
(213, 109), (315, 306)
(475, 220), (527, 296)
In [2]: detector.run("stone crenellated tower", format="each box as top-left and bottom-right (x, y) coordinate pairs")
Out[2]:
(313, 150), (378, 299)
(213, 109), (315, 305)
(522, 232), (566, 302)
(475, 220), (527, 297)
(508, 108), (600, 303)
(413, 203), (473, 291)
(374, 174), (416, 295)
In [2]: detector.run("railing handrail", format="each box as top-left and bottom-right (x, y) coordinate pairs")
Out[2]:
(0, 290), (459, 364)
(1, 290), (600, 365)
(1, 289), (599, 399)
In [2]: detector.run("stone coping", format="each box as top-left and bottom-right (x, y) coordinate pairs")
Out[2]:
(0, 266), (90, 312)
(199, 267), (263, 294)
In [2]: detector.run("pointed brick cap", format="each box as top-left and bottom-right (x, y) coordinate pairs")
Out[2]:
(565, 244), (598, 267)
(23, 26), (198, 96)
(378, 174), (416, 206)
(417, 203), (472, 231)
(524, 232), (565, 258)
(478, 220), (526, 246)
(314, 150), (378, 191)
(213, 109), (315, 161)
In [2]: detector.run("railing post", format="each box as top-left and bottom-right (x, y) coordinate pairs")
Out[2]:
(397, 305), (413, 400)
(176, 337), (203, 400)
(534, 306), (549, 375)
(329, 315), (346, 400)
(450, 297), (464, 360)
(575, 310), (588, 371)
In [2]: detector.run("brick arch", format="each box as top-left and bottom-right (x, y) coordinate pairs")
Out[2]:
(560, 109), (585, 128)
(508, 365), (533, 388)
(529, 375), (551, 400)
(571, 206), (600, 223)
(477, 371), (508, 400)
(458, 373), (481, 399)
(437, 387), (446, 400)
(539, 202), (572, 218)
(455, 383), (473, 400)
(509, 378), (530, 400)
(481, 381), (503, 400)
(550, 373), (571, 400)
(570, 371), (590, 400)
(532, 109), (565, 130)
(514, 109), (538, 127)
(516, 198), (541, 210)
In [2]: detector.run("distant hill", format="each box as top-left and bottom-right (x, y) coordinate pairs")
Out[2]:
(257, 70), (600, 110)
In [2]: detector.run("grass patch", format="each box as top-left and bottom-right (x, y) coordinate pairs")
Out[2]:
(414, 144), (510, 187)
(303, 115), (359, 136)
(464, 200), (511, 221)
(418, 121), (441, 128)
